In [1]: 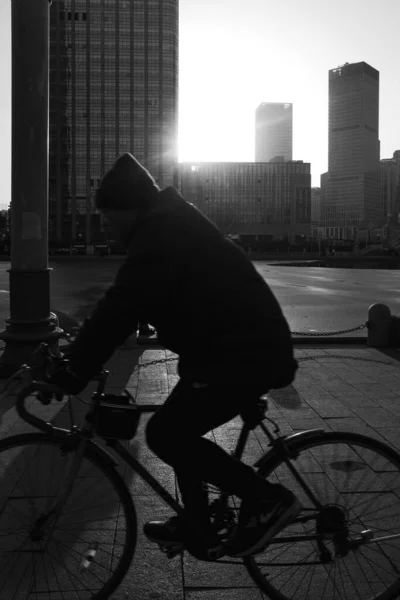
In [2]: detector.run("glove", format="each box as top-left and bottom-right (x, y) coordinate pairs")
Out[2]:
(48, 366), (89, 395)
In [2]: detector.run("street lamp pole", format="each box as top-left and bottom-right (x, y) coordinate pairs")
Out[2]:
(0, 0), (62, 377)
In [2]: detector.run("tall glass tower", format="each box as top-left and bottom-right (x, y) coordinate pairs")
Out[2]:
(49, 0), (179, 246)
(325, 62), (381, 237)
(255, 103), (293, 163)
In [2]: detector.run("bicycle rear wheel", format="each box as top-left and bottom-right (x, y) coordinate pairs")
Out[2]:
(0, 432), (136, 600)
(244, 431), (400, 600)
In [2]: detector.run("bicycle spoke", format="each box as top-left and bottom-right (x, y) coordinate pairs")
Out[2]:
(246, 434), (400, 600)
(0, 435), (135, 599)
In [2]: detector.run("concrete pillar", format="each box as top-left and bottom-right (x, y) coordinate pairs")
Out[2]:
(0, 0), (63, 377)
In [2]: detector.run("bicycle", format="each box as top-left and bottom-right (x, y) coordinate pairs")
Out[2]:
(1, 344), (400, 599)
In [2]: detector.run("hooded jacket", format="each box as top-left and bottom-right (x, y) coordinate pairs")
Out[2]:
(68, 184), (298, 389)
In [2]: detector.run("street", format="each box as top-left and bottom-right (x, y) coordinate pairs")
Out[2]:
(0, 259), (397, 335)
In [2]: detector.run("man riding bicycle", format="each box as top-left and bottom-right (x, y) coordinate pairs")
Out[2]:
(51, 153), (301, 557)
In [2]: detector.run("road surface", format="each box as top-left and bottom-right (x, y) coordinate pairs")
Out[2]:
(0, 259), (396, 336)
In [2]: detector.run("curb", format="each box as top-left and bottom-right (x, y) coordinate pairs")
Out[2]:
(137, 336), (369, 347)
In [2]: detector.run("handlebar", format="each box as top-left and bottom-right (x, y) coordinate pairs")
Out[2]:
(15, 372), (109, 434)
(11, 342), (110, 434)
(16, 381), (64, 434)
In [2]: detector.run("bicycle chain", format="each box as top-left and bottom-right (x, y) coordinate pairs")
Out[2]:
(292, 324), (367, 336)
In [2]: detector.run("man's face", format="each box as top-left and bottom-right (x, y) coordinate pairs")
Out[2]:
(100, 209), (138, 242)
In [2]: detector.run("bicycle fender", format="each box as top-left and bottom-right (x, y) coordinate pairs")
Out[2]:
(281, 428), (325, 447)
(254, 428), (325, 470)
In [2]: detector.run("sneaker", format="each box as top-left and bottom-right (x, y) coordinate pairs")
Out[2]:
(228, 487), (302, 557)
(143, 515), (221, 552)
(138, 324), (156, 336)
(143, 516), (184, 546)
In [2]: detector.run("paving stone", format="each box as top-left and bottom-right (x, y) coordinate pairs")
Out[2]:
(182, 553), (257, 589)
(351, 383), (399, 398)
(331, 393), (378, 408)
(110, 543), (184, 600)
(299, 394), (354, 418)
(375, 428), (400, 453)
(374, 397), (400, 417)
(185, 589), (263, 599)
(356, 406), (400, 428)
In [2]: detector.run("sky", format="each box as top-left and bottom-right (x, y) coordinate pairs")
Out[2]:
(0, 0), (399, 209)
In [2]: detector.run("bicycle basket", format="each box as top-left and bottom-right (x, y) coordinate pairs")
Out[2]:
(94, 393), (141, 440)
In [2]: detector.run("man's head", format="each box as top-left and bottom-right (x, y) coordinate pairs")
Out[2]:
(95, 153), (160, 242)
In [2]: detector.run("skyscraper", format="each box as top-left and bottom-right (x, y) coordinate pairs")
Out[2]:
(49, 0), (179, 247)
(324, 62), (381, 239)
(255, 103), (293, 162)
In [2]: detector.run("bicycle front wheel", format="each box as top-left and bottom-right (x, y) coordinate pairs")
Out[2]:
(0, 432), (137, 600)
(244, 431), (400, 600)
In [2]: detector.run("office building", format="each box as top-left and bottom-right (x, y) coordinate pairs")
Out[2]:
(380, 158), (398, 221)
(310, 187), (321, 237)
(393, 150), (400, 214)
(324, 62), (381, 239)
(255, 103), (293, 162)
(49, 0), (179, 248)
(179, 161), (310, 243)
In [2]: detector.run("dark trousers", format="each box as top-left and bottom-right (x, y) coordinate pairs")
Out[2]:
(145, 379), (273, 528)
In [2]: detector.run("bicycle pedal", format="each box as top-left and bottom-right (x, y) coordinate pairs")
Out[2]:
(158, 542), (184, 559)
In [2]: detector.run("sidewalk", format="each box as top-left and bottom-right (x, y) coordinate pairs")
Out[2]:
(1, 342), (400, 599)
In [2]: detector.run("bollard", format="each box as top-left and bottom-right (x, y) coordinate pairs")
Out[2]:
(367, 303), (391, 347)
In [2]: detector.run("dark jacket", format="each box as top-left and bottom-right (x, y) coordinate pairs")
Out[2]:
(69, 187), (298, 388)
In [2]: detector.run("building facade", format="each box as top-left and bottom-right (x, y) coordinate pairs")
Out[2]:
(179, 161), (311, 242)
(310, 187), (321, 237)
(393, 150), (400, 218)
(380, 158), (398, 222)
(255, 103), (293, 163)
(324, 62), (381, 239)
(49, 0), (179, 247)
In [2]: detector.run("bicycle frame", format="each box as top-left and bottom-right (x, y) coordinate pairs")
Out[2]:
(18, 374), (399, 562)
(13, 368), (347, 551)
(96, 405), (257, 541)
(15, 373), (260, 545)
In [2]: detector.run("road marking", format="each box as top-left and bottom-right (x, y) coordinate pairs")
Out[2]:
(0, 290), (9, 293)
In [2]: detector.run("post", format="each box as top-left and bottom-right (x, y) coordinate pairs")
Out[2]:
(367, 303), (391, 348)
(0, 0), (62, 377)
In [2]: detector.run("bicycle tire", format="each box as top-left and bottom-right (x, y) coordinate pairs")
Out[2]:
(0, 432), (137, 600)
(243, 430), (400, 600)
